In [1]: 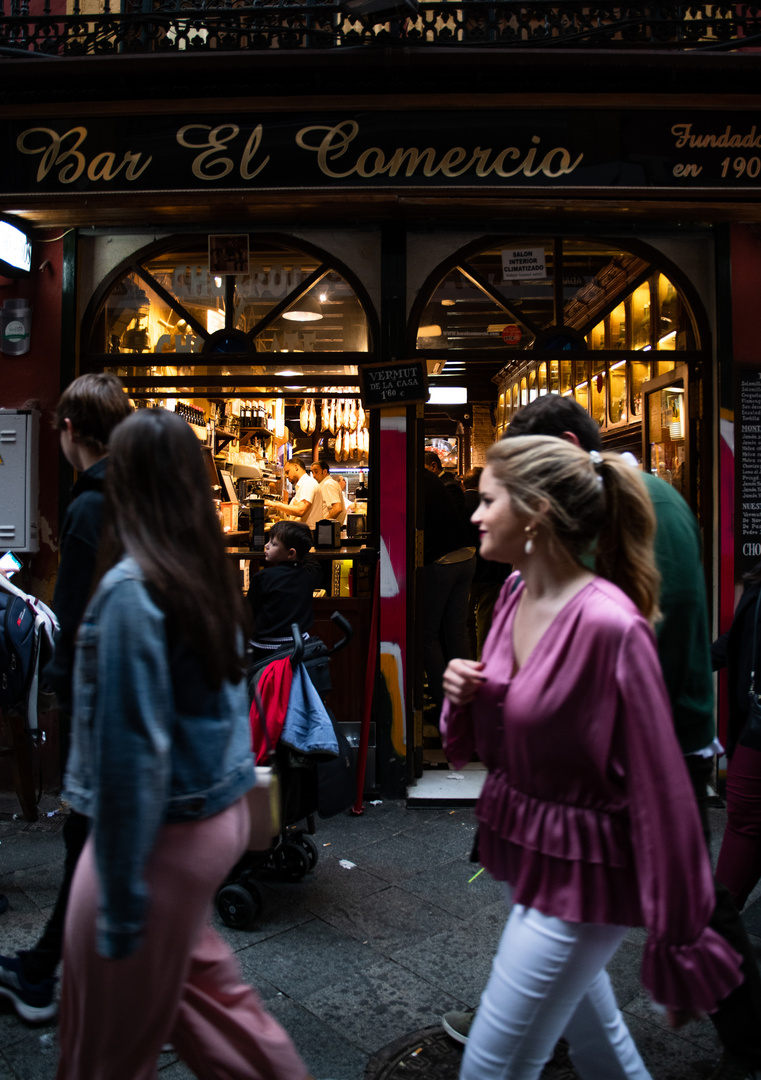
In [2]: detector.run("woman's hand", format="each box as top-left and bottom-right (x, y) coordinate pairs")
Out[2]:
(442, 658), (486, 708)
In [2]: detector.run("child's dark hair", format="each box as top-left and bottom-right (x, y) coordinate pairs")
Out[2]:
(54, 373), (132, 453)
(269, 520), (312, 561)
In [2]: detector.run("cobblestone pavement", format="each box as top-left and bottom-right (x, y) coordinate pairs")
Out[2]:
(1, 792), (759, 1080)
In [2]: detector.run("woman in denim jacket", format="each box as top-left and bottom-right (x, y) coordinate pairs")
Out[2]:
(57, 409), (311, 1080)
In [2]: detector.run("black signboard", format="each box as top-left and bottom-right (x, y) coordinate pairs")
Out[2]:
(4, 110), (761, 197)
(735, 367), (761, 578)
(359, 361), (428, 408)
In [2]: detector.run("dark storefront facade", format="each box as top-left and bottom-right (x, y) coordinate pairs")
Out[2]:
(2, 16), (761, 793)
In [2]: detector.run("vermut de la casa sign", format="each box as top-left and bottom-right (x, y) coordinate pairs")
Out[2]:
(3, 111), (761, 195)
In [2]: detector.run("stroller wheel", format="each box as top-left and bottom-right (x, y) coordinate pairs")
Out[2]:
(299, 834), (319, 872)
(216, 882), (261, 929)
(279, 841), (310, 882)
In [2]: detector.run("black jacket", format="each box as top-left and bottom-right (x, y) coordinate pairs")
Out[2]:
(43, 457), (108, 708)
(422, 470), (472, 565)
(247, 556), (321, 640)
(712, 576), (761, 754)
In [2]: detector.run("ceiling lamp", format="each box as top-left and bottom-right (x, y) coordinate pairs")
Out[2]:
(283, 294), (323, 322)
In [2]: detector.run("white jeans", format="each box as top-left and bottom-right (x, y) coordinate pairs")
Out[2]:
(461, 892), (653, 1080)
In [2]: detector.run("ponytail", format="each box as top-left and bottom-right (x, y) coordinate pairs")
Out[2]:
(487, 436), (660, 624)
(593, 454), (660, 624)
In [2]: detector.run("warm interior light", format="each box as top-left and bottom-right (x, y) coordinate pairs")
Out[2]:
(440, 299), (456, 307)
(274, 398), (285, 439)
(283, 294), (323, 322)
(418, 324), (442, 337)
(429, 386), (468, 404)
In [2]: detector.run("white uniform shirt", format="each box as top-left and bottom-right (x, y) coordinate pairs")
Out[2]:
(294, 472), (320, 527)
(316, 476), (344, 524)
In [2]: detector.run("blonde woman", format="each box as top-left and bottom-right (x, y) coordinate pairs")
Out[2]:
(442, 436), (742, 1080)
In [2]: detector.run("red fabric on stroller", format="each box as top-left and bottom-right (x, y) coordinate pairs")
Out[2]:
(249, 658), (293, 764)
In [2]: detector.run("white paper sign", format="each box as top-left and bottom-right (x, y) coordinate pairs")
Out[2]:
(502, 247), (547, 281)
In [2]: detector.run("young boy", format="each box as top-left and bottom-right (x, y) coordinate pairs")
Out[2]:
(247, 521), (322, 662)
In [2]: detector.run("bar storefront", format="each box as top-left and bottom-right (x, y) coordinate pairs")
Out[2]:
(2, 63), (761, 795)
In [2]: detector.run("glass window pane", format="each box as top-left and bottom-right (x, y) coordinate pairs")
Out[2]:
(631, 282), (651, 351)
(562, 241), (650, 337)
(559, 360), (573, 396)
(657, 274), (679, 350)
(648, 383), (687, 498)
(575, 360), (589, 410)
(657, 360), (677, 375)
(520, 377), (528, 406)
(528, 369), (538, 402)
(468, 243), (554, 338)
(609, 360), (627, 423)
(537, 363), (547, 396)
(630, 361), (650, 417)
(98, 240), (369, 358)
(587, 320), (606, 350)
(549, 359), (559, 394)
(590, 367), (605, 428)
(610, 302), (627, 350)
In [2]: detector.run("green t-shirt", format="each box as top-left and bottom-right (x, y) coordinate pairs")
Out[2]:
(640, 471), (715, 755)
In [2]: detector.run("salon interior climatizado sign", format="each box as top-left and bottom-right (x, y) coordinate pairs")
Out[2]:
(3, 111), (761, 195)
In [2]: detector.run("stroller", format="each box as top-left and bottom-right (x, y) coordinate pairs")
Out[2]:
(216, 611), (354, 930)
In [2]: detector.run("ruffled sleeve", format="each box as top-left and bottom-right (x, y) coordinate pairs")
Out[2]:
(440, 701), (474, 770)
(618, 622), (743, 1012)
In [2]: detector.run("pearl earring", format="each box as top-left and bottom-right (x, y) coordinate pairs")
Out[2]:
(524, 525), (537, 555)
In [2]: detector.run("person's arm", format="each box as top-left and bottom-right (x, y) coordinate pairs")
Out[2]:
(91, 579), (173, 960)
(618, 622), (742, 1013)
(43, 494), (103, 703)
(325, 500), (342, 519)
(265, 496), (311, 518)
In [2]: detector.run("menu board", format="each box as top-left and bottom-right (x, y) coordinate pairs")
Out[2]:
(359, 361), (429, 409)
(735, 368), (761, 577)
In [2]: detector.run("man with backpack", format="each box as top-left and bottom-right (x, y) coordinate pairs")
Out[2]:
(0, 374), (131, 1022)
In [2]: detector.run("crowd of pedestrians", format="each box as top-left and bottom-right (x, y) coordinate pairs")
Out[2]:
(1, 378), (761, 1080)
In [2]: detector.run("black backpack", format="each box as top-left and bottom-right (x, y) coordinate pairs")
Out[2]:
(0, 590), (36, 715)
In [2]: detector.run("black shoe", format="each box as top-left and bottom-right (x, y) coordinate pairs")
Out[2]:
(0, 954), (58, 1023)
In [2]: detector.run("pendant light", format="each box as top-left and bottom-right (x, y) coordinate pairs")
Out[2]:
(282, 294), (323, 322)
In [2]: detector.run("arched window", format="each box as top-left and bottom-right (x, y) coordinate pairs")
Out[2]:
(409, 236), (707, 439)
(82, 234), (376, 396)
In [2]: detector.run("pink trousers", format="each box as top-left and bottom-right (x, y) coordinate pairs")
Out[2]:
(56, 798), (307, 1080)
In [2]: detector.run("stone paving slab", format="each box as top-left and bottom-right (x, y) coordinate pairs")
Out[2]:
(0, 795), (759, 1080)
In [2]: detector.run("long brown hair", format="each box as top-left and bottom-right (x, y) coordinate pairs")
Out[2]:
(486, 435), (661, 622)
(94, 408), (249, 688)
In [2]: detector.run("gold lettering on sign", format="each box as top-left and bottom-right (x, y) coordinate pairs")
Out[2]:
(672, 123), (761, 150)
(294, 121), (583, 181)
(16, 126), (152, 184)
(240, 125), (269, 180)
(176, 123), (270, 180)
(176, 124), (238, 180)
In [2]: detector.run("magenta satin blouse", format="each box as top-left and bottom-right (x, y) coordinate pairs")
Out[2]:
(441, 573), (741, 1014)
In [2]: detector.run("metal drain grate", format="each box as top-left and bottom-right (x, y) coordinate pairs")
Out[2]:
(22, 813), (68, 834)
(365, 1027), (463, 1080)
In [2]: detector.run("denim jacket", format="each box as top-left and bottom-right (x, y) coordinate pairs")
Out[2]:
(64, 556), (254, 959)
